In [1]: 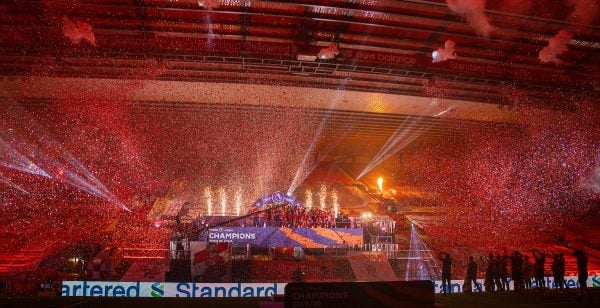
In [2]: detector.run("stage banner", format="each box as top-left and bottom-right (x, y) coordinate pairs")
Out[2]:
(251, 260), (338, 282)
(206, 227), (363, 248)
(285, 281), (434, 308)
(190, 242), (231, 282)
(347, 252), (398, 282)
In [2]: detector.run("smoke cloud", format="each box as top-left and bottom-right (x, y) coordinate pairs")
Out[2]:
(62, 16), (96, 46)
(446, 0), (493, 38)
(198, 0), (220, 10)
(432, 40), (458, 63)
(539, 30), (572, 64)
(318, 44), (340, 60)
(538, 0), (598, 64)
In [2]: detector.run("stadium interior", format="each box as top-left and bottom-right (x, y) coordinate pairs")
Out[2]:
(0, 0), (599, 304)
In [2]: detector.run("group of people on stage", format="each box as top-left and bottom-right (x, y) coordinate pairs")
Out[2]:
(249, 206), (336, 228)
(439, 248), (592, 303)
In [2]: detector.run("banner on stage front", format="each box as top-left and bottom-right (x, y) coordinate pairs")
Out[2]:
(205, 227), (363, 248)
(190, 242), (231, 282)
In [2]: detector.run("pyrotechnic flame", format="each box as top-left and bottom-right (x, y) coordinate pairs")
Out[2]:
(319, 184), (327, 209)
(305, 188), (313, 210)
(219, 187), (227, 215)
(332, 190), (339, 218)
(204, 187), (213, 216)
(235, 189), (242, 216)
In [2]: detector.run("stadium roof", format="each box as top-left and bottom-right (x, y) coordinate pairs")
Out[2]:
(3, 0), (598, 154)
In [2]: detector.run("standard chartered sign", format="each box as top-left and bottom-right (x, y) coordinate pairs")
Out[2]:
(62, 276), (599, 297)
(433, 275), (599, 294)
(61, 282), (285, 297)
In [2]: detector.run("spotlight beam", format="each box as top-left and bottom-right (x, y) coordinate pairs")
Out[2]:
(0, 171), (29, 194)
(287, 83), (348, 195)
(287, 84), (368, 195)
(288, 55), (369, 195)
(0, 102), (129, 211)
(357, 103), (454, 179)
(405, 224), (439, 280)
(0, 137), (51, 178)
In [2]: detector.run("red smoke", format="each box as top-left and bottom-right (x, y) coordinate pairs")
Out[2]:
(198, 0), (220, 10)
(62, 16), (96, 46)
(538, 0), (598, 65)
(318, 44), (340, 60)
(539, 30), (573, 64)
(446, 0), (494, 38)
(432, 40), (458, 63)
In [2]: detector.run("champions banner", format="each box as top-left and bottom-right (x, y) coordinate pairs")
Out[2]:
(206, 227), (363, 248)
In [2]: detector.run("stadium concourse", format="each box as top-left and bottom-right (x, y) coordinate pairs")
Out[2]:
(0, 0), (599, 306)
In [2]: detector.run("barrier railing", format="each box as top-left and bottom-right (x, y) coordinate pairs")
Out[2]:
(343, 244), (434, 260)
(169, 240), (190, 260)
(169, 241), (432, 261)
(232, 244), (252, 260)
(170, 241), (251, 261)
(122, 244), (168, 260)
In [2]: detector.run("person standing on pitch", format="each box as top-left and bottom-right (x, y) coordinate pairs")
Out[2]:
(465, 256), (482, 293)
(550, 252), (567, 291)
(574, 249), (591, 304)
(523, 255), (534, 291)
(510, 251), (524, 291)
(500, 252), (509, 291)
(557, 253), (567, 290)
(484, 254), (495, 292)
(439, 252), (453, 295)
(532, 249), (546, 288)
(495, 254), (504, 291)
